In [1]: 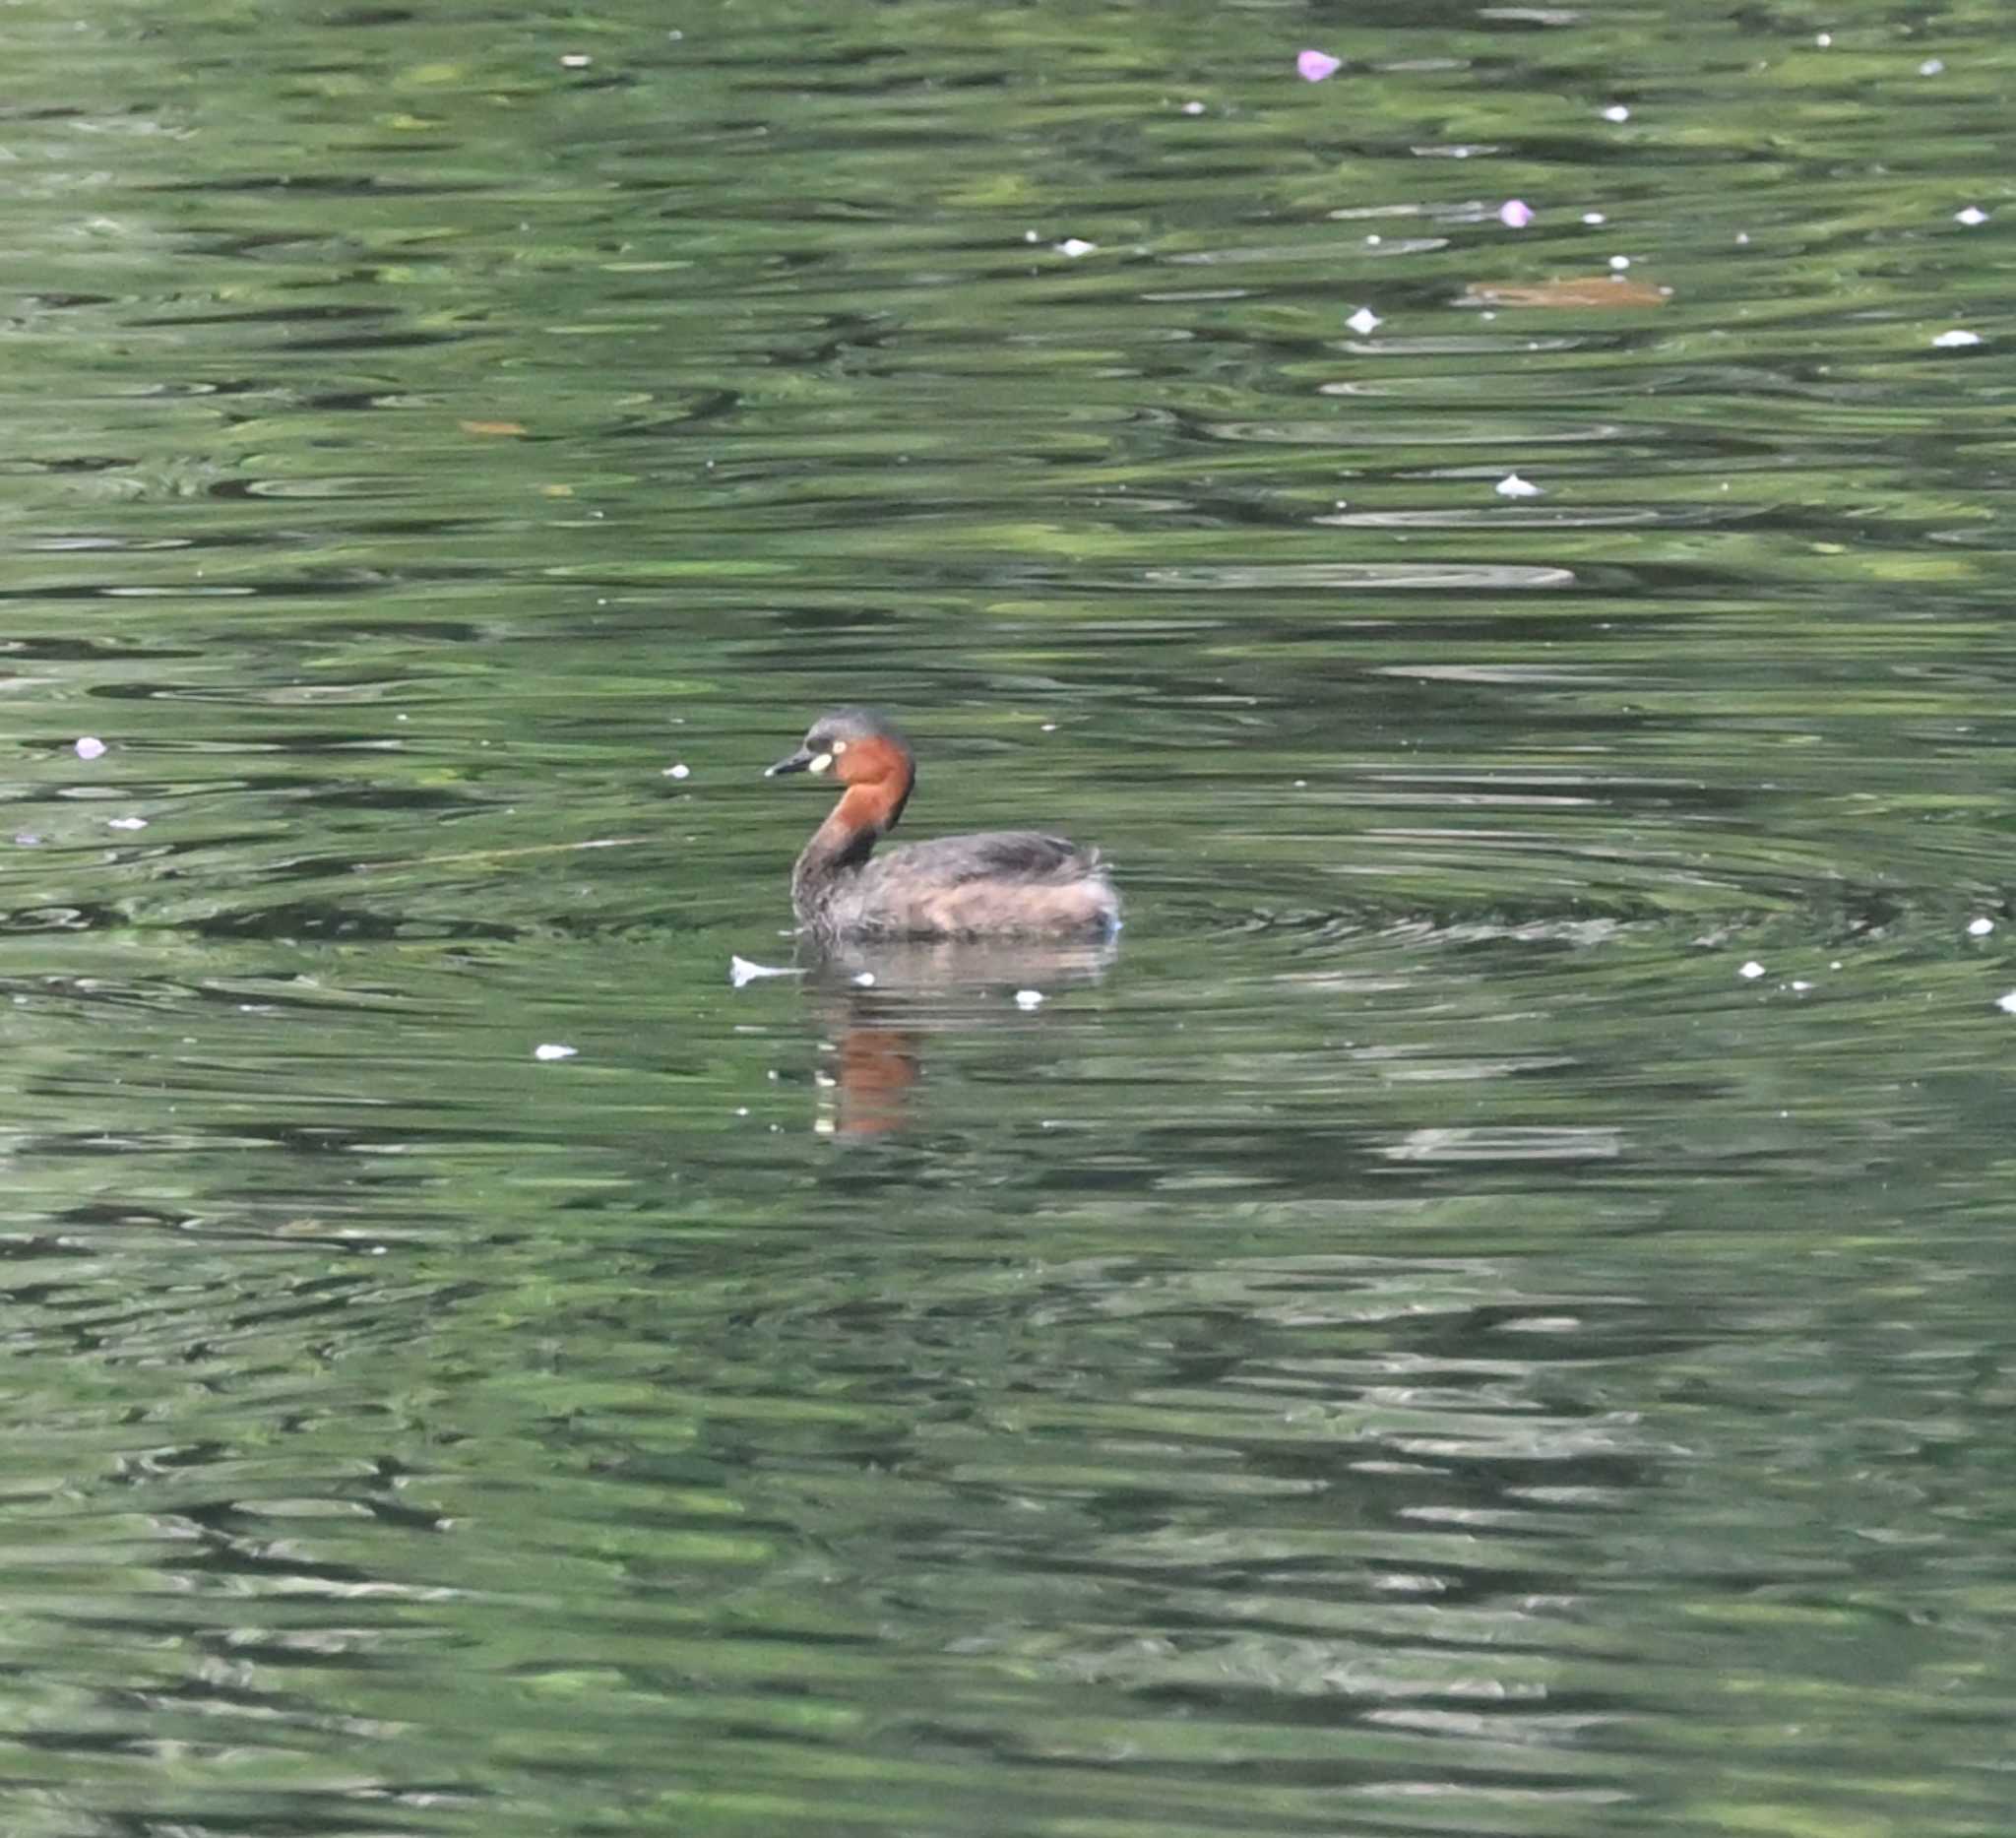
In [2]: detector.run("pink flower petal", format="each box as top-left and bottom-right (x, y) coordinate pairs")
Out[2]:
(74, 735), (106, 760)
(1498, 199), (1535, 228)
(1296, 49), (1342, 83)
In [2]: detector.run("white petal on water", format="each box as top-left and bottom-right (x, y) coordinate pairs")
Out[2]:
(1998, 991), (2016, 1016)
(1602, 103), (1631, 122)
(1738, 960), (1765, 980)
(1608, 254), (1632, 270)
(74, 736), (107, 760)
(107, 816), (148, 831)
(729, 955), (804, 988)
(1582, 210), (1606, 224)
(662, 763), (690, 779)
(534, 1043), (578, 1060)
(1932, 329), (1983, 349)
(1014, 989), (1045, 1010)
(1494, 473), (1544, 498)
(1346, 305), (1382, 335)
(559, 53), (592, 68)
(1055, 237), (1098, 258)
(1968, 917), (1994, 936)
(1920, 58), (1946, 76)
(1955, 205), (1987, 225)
(852, 971), (876, 986)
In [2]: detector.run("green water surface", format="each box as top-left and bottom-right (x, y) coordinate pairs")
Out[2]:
(1, 3), (2013, 1834)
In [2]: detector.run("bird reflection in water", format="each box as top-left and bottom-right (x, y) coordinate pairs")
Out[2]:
(803, 936), (1119, 1139)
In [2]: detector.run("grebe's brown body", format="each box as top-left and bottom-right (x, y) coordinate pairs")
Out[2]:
(766, 708), (1120, 944)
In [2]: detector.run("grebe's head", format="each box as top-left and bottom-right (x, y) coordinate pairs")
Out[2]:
(765, 707), (914, 787)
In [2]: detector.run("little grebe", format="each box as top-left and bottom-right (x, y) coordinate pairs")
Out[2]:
(765, 707), (1120, 942)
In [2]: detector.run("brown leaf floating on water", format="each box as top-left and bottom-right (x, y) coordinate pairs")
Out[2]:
(460, 418), (528, 436)
(1463, 276), (1670, 308)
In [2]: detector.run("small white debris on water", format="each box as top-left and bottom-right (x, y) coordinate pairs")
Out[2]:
(1602, 103), (1631, 123)
(1040, 722), (1057, 732)
(733, 1107), (749, 1117)
(107, 816), (148, 831)
(559, 53), (592, 68)
(1814, 32), (1831, 46)
(1014, 989), (1045, 1010)
(1582, 211), (1606, 224)
(663, 763), (690, 779)
(1998, 991), (2016, 1016)
(1365, 233), (1381, 246)
(1608, 254), (1632, 270)
(1181, 99), (1206, 115)
(1955, 206), (1987, 225)
(1735, 231), (1750, 245)
(1920, 58), (1945, 76)
(1968, 917), (1994, 936)
(729, 955), (803, 988)
(1830, 960), (1843, 970)
(1738, 960), (1766, 980)
(852, 971), (876, 986)
(1055, 237), (1098, 258)
(1497, 199), (1534, 229)
(1293, 779), (1307, 788)
(1346, 305), (1382, 335)
(535, 1043), (577, 1060)
(1932, 330), (1983, 348)
(1791, 981), (1812, 991)
(1495, 473), (1544, 498)
(74, 736), (106, 760)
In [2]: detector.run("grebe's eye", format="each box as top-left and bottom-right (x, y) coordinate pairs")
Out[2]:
(832, 738), (849, 754)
